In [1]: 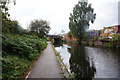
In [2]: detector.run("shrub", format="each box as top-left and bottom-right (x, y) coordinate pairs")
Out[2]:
(2, 33), (47, 79)
(2, 34), (47, 60)
(2, 54), (30, 79)
(103, 42), (116, 48)
(113, 34), (120, 42)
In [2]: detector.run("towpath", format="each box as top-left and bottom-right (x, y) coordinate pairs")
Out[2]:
(27, 42), (63, 78)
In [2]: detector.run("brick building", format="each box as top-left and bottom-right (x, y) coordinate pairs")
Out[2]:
(62, 34), (76, 43)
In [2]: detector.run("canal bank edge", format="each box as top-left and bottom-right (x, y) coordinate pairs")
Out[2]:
(85, 39), (120, 48)
(50, 42), (75, 78)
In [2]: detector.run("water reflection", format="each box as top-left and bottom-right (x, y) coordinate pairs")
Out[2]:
(68, 44), (96, 80)
(53, 42), (63, 47)
(85, 47), (119, 78)
(55, 43), (120, 79)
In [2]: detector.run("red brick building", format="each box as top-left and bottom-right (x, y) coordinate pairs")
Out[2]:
(62, 34), (76, 43)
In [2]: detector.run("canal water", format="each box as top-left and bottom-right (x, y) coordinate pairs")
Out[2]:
(55, 44), (120, 79)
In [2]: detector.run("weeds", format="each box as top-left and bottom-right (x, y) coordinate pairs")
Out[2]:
(2, 34), (47, 79)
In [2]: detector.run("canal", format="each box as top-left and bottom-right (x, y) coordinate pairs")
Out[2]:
(55, 44), (120, 79)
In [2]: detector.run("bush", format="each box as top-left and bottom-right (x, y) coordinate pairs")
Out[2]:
(2, 33), (47, 79)
(103, 42), (116, 48)
(113, 34), (120, 42)
(2, 55), (30, 79)
(2, 34), (47, 60)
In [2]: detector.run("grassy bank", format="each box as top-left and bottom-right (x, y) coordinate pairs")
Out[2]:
(2, 34), (47, 79)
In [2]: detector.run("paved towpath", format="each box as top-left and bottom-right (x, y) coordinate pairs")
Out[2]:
(28, 42), (63, 78)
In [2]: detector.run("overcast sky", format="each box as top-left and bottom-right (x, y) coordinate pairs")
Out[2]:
(9, 0), (119, 34)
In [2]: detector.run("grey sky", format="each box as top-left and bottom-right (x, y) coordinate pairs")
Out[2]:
(89, 0), (119, 30)
(9, 0), (119, 34)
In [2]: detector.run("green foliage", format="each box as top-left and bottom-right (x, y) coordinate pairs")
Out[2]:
(104, 42), (116, 48)
(113, 34), (120, 41)
(69, 41), (74, 44)
(0, 0), (10, 17)
(53, 36), (63, 46)
(2, 12), (27, 34)
(96, 37), (103, 41)
(62, 39), (66, 44)
(2, 55), (30, 79)
(1, 0), (19, 34)
(67, 31), (72, 38)
(29, 19), (51, 38)
(50, 42), (60, 56)
(2, 33), (47, 79)
(2, 34), (47, 60)
(1, 1), (48, 79)
(68, 72), (75, 78)
(69, 1), (96, 43)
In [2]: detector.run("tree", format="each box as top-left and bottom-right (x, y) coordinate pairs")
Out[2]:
(0, 0), (16, 17)
(69, 1), (96, 44)
(29, 19), (51, 38)
(2, 11), (23, 34)
(0, 0), (17, 34)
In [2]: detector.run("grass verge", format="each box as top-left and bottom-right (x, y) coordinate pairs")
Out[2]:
(50, 42), (75, 78)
